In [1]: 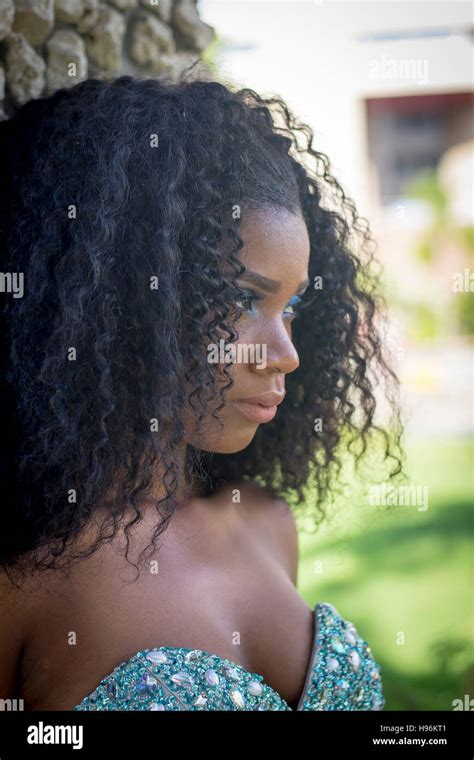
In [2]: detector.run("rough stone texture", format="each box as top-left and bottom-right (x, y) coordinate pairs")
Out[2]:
(1, 0), (215, 116)
(129, 10), (175, 70)
(54, 0), (100, 33)
(4, 32), (46, 105)
(108, 0), (138, 10)
(46, 28), (88, 93)
(173, 0), (213, 52)
(84, 4), (125, 72)
(152, 49), (198, 78)
(139, 0), (173, 23)
(0, 0), (15, 41)
(12, 0), (54, 46)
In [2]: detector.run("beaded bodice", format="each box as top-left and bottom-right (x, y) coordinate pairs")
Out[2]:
(74, 602), (385, 711)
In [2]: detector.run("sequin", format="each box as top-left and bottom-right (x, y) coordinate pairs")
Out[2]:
(73, 602), (386, 711)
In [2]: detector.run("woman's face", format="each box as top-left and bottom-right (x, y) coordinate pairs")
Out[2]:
(186, 206), (311, 454)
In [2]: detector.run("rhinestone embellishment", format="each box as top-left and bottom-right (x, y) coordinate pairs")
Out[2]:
(230, 689), (245, 708)
(222, 666), (240, 681)
(349, 650), (361, 671)
(247, 680), (263, 696)
(170, 671), (195, 688)
(73, 603), (385, 712)
(185, 650), (202, 663)
(331, 636), (345, 654)
(205, 668), (219, 687)
(344, 629), (358, 646)
(147, 650), (168, 665)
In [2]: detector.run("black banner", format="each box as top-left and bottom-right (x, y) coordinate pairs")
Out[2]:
(0, 710), (471, 757)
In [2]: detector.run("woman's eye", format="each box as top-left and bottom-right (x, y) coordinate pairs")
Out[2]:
(235, 290), (261, 314)
(283, 294), (303, 317)
(235, 290), (303, 317)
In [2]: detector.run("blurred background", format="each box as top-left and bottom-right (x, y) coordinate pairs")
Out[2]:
(200, 0), (473, 711)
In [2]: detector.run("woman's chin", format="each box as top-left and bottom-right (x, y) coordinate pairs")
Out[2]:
(195, 424), (259, 455)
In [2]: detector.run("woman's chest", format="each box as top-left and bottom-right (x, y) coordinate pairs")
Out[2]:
(21, 515), (313, 710)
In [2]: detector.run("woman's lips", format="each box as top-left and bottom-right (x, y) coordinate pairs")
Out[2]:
(231, 399), (278, 423)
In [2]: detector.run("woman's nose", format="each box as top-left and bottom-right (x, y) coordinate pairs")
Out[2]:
(251, 321), (300, 375)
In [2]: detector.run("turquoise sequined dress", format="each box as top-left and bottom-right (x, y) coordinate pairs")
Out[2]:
(73, 602), (385, 711)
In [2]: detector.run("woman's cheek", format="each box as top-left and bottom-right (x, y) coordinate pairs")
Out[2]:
(237, 321), (262, 356)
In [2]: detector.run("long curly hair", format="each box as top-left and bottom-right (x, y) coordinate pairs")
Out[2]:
(0, 72), (404, 583)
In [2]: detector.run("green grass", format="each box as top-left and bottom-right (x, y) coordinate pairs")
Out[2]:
(296, 437), (473, 710)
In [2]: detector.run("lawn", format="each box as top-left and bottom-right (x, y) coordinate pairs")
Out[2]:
(296, 437), (473, 710)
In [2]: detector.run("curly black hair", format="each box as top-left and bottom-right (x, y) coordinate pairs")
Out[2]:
(0, 72), (404, 584)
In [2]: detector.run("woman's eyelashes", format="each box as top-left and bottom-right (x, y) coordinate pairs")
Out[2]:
(235, 289), (263, 315)
(235, 288), (303, 318)
(284, 293), (303, 316)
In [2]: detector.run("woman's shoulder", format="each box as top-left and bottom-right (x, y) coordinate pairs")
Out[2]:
(0, 568), (39, 701)
(0, 566), (41, 624)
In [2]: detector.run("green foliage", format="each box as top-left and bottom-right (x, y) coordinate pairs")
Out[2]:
(402, 169), (473, 338)
(297, 438), (473, 710)
(457, 225), (474, 253)
(413, 238), (435, 264)
(455, 291), (474, 336)
(405, 168), (449, 221)
(202, 33), (225, 74)
(410, 303), (441, 340)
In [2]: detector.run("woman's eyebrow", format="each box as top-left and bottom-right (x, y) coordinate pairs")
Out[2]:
(238, 270), (310, 294)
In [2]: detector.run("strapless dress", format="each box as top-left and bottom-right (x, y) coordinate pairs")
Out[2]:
(73, 602), (385, 711)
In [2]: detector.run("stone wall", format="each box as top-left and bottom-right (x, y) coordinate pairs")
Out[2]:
(0, 0), (215, 118)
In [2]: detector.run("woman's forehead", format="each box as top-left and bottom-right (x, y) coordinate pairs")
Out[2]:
(237, 208), (310, 280)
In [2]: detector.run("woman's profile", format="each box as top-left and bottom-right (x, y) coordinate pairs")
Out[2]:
(0, 73), (403, 711)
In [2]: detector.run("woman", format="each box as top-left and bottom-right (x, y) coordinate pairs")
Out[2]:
(0, 73), (403, 711)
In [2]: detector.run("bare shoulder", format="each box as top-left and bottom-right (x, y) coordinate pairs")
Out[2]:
(0, 568), (34, 700)
(227, 479), (299, 586)
(0, 568), (32, 628)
